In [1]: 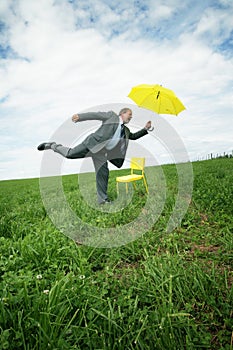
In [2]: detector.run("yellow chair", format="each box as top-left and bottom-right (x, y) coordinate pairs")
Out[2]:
(116, 157), (149, 194)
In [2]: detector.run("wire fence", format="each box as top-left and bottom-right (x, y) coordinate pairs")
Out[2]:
(193, 150), (233, 162)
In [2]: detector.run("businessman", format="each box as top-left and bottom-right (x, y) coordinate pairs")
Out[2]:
(38, 108), (152, 204)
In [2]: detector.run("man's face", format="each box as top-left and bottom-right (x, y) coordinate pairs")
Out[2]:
(121, 110), (132, 124)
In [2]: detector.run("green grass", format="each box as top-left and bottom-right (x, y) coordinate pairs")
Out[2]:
(0, 158), (232, 349)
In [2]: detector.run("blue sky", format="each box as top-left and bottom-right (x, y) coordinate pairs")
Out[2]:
(0, 0), (233, 180)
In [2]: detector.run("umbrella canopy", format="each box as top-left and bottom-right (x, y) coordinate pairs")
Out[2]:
(128, 84), (186, 116)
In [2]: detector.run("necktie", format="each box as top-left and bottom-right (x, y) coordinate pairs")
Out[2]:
(120, 124), (126, 154)
(120, 124), (125, 138)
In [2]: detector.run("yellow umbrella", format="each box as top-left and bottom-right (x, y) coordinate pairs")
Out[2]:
(128, 84), (186, 116)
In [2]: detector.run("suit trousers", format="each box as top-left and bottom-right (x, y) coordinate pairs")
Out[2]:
(53, 143), (110, 203)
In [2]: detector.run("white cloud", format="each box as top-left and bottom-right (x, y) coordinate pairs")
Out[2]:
(194, 6), (233, 46)
(0, 0), (233, 180)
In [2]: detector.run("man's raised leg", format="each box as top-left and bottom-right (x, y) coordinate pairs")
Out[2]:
(38, 142), (89, 159)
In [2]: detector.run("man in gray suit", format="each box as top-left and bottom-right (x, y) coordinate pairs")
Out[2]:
(38, 108), (152, 204)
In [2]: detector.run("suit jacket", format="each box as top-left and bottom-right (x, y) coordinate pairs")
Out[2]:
(77, 110), (148, 167)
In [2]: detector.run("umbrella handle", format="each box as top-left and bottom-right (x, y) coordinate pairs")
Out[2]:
(147, 127), (154, 132)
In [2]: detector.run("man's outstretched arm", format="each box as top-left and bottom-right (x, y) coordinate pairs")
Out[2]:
(128, 120), (152, 140)
(72, 111), (117, 123)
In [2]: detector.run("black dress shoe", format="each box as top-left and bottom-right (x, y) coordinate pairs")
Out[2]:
(99, 199), (112, 205)
(37, 142), (56, 151)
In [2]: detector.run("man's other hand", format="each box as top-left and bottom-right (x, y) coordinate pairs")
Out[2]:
(145, 121), (152, 130)
(72, 114), (80, 123)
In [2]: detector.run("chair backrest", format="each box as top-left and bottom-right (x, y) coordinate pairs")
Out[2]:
(130, 157), (145, 171)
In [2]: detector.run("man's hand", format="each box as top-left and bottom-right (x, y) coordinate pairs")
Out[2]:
(144, 120), (152, 130)
(72, 114), (80, 123)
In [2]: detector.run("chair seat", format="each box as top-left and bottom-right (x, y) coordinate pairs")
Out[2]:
(116, 174), (143, 183)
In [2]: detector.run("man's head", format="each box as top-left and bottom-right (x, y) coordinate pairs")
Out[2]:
(119, 108), (132, 124)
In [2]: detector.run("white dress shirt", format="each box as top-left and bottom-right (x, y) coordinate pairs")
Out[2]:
(105, 117), (123, 150)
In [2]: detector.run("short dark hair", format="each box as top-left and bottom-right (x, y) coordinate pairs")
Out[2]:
(119, 108), (132, 115)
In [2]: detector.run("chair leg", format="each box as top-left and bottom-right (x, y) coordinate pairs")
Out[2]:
(143, 176), (149, 194)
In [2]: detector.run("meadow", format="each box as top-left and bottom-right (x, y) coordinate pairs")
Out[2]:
(0, 158), (232, 349)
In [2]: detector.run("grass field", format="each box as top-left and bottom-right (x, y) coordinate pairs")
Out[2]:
(0, 158), (232, 349)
